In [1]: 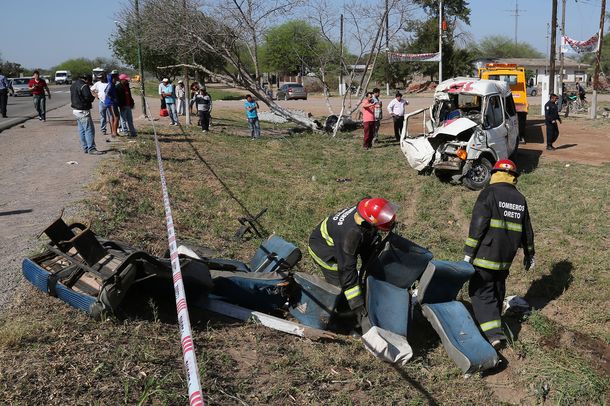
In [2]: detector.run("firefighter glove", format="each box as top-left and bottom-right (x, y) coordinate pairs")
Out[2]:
(523, 255), (535, 271)
(463, 255), (472, 264)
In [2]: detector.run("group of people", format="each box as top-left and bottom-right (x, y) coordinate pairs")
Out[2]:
(361, 88), (409, 149)
(70, 70), (138, 155)
(308, 158), (534, 349)
(158, 78), (213, 132)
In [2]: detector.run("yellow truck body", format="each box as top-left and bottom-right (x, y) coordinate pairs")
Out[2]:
(478, 64), (528, 137)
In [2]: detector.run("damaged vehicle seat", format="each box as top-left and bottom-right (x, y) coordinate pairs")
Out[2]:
(417, 260), (499, 374)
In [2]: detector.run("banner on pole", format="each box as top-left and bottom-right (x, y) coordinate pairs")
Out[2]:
(388, 51), (441, 63)
(561, 32), (600, 54)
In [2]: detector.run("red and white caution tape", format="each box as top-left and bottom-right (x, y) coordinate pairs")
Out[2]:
(147, 101), (204, 406)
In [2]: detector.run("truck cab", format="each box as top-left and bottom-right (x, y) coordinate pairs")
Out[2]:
(54, 70), (72, 85)
(478, 64), (528, 140)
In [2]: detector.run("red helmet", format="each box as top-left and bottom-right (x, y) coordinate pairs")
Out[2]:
(492, 159), (519, 176)
(357, 198), (398, 231)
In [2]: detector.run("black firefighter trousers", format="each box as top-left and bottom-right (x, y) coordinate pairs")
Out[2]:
(468, 266), (508, 342)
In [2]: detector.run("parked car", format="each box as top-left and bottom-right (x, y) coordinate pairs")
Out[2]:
(526, 85), (538, 96)
(276, 83), (307, 100)
(9, 78), (33, 97)
(400, 78), (519, 190)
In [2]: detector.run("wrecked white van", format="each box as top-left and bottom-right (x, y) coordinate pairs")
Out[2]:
(400, 78), (519, 190)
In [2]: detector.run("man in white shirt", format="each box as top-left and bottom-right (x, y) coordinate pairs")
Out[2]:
(387, 92), (408, 141)
(90, 75), (110, 135)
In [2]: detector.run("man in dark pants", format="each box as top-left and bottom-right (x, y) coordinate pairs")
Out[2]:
(463, 159), (535, 348)
(308, 198), (398, 330)
(0, 71), (14, 118)
(544, 93), (561, 151)
(387, 92), (408, 141)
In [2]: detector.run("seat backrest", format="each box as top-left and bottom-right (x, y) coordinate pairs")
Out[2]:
(366, 275), (410, 337)
(69, 228), (109, 267)
(367, 234), (433, 289)
(249, 235), (302, 273)
(418, 260), (475, 304)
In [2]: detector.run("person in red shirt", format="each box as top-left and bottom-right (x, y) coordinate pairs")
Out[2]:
(361, 92), (377, 149)
(28, 70), (51, 121)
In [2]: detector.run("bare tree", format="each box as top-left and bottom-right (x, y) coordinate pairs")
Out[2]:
(130, 0), (323, 130)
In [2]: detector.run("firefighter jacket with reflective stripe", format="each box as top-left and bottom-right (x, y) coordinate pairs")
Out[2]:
(464, 182), (535, 271)
(308, 206), (378, 308)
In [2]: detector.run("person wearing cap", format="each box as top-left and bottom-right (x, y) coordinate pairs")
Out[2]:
(116, 74), (137, 137)
(544, 93), (561, 151)
(160, 78), (178, 126)
(387, 92), (408, 141)
(463, 159), (535, 349)
(70, 73), (103, 155)
(176, 80), (186, 116)
(308, 198), (398, 331)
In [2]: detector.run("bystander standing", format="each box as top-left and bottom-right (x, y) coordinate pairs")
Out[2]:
(28, 70), (51, 121)
(71, 73), (102, 155)
(0, 71), (14, 118)
(91, 74), (110, 135)
(194, 87), (213, 132)
(116, 74), (137, 137)
(361, 92), (376, 149)
(160, 78), (178, 126)
(176, 80), (186, 116)
(244, 94), (260, 139)
(387, 92), (408, 141)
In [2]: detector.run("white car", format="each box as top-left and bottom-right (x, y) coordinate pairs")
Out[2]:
(400, 78), (519, 190)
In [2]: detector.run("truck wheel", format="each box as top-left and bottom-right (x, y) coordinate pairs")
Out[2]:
(463, 157), (492, 191)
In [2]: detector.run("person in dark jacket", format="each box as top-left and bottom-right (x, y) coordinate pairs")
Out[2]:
(71, 73), (102, 155)
(544, 93), (561, 151)
(308, 198), (398, 322)
(463, 159), (535, 348)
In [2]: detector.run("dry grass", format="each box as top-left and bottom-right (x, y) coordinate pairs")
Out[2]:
(1, 115), (609, 405)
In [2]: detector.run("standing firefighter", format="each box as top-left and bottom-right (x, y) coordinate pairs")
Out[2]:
(308, 198), (398, 319)
(463, 160), (535, 348)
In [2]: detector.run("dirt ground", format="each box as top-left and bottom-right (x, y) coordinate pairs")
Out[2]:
(212, 92), (610, 166)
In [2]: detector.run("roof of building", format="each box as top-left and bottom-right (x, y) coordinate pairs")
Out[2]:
(476, 57), (590, 69)
(436, 77), (511, 97)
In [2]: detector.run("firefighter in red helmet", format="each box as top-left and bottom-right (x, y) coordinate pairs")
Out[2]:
(463, 159), (535, 349)
(308, 198), (398, 314)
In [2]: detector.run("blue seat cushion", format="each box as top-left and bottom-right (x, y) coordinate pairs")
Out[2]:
(366, 275), (410, 337)
(290, 272), (341, 330)
(209, 270), (289, 312)
(422, 301), (498, 373)
(418, 260), (475, 304)
(249, 235), (302, 273)
(367, 234), (433, 289)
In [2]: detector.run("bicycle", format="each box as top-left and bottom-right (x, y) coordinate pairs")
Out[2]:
(565, 93), (589, 115)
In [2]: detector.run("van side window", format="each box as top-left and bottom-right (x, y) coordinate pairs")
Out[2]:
(504, 95), (516, 117)
(485, 95), (503, 128)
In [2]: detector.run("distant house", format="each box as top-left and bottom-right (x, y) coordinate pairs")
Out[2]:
(473, 57), (590, 85)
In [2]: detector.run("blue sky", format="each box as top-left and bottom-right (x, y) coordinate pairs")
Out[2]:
(1, 0), (606, 69)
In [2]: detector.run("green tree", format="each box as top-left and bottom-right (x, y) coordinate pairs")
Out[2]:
(261, 20), (324, 75)
(0, 57), (24, 77)
(476, 35), (544, 58)
(51, 58), (96, 76)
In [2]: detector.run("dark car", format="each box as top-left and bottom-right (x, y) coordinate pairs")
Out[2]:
(276, 83), (307, 100)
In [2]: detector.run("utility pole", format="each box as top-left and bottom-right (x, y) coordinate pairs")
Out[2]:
(505, 1), (525, 45)
(549, 0), (558, 95)
(339, 14), (344, 96)
(386, 0), (390, 96)
(591, 0), (606, 119)
(134, 0), (147, 117)
(559, 0), (566, 100)
(438, 0), (443, 83)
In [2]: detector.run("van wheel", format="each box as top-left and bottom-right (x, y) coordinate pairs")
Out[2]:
(463, 157), (493, 190)
(531, 89), (537, 97)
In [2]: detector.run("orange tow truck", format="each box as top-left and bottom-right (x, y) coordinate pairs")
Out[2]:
(478, 63), (528, 140)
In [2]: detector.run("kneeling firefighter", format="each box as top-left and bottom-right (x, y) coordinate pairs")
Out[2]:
(308, 198), (398, 324)
(463, 160), (535, 348)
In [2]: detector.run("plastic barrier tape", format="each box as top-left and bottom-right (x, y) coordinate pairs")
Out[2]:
(146, 100), (204, 406)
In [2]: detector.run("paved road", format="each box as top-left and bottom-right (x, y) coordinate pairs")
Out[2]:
(0, 102), (115, 310)
(0, 85), (72, 132)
